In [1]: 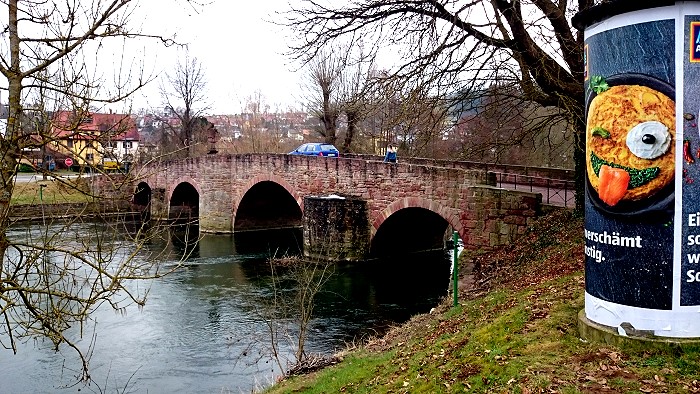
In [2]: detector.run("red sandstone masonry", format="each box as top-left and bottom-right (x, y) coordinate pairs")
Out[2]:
(341, 153), (573, 186)
(137, 154), (542, 251)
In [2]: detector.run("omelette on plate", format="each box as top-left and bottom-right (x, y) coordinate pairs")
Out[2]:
(586, 84), (675, 207)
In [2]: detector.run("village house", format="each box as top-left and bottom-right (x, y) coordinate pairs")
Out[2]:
(51, 110), (140, 171)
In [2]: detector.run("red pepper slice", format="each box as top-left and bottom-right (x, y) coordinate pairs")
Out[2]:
(598, 165), (630, 206)
(685, 140), (695, 164)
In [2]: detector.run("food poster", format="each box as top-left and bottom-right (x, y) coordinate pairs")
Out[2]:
(584, 18), (675, 310)
(682, 16), (700, 306)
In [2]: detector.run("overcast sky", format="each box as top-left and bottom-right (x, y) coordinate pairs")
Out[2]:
(130, 0), (302, 114)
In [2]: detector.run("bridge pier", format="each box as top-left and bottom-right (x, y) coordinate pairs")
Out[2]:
(149, 187), (168, 221)
(303, 195), (371, 262)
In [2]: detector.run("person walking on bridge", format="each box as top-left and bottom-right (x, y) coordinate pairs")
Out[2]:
(384, 144), (397, 163)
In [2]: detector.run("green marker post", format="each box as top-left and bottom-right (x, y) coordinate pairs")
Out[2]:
(453, 231), (458, 307)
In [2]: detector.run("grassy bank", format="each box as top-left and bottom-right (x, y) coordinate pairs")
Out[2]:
(11, 174), (92, 205)
(265, 210), (700, 393)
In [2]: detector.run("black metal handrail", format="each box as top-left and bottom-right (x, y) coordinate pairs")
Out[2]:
(492, 172), (575, 208)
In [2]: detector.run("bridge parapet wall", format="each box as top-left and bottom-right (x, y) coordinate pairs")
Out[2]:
(234, 155), (493, 227)
(342, 153), (574, 184)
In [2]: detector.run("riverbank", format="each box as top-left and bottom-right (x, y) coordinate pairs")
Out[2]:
(9, 172), (139, 222)
(264, 209), (700, 393)
(9, 201), (138, 224)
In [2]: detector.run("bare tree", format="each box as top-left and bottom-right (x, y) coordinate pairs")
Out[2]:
(337, 52), (377, 153)
(249, 256), (335, 379)
(284, 0), (591, 211)
(159, 52), (210, 158)
(450, 84), (573, 167)
(0, 0), (194, 384)
(302, 52), (343, 146)
(303, 47), (387, 153)
(237, 90), (287, 153)
(352, 72), (449, 157)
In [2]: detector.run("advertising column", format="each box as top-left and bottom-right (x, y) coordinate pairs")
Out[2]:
(584, 13), (675, 312)
(681, 17), (700, 307)
(580, 3), (700, 337)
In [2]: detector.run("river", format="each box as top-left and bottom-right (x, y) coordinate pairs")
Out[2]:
(0, 223), (454, 393)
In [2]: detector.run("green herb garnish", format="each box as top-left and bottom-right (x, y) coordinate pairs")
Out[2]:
(590, 75), (610, 94)
(590, 152), (659, 189)
(591, 126), (610, 138)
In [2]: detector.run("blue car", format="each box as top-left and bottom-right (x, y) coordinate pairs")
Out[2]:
(288, 143), (340, 157)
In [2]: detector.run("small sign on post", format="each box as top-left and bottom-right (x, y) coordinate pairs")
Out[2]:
(64, 158), (73, 167)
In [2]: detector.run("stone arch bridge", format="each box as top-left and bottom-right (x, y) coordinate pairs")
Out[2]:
(132, 154), (542, 261)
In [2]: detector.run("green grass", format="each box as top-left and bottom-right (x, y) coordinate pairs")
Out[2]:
(263, 210), (700, 393)
(274, 352), (397, 393)
(11, 176), (92, 205)
(266, 274), (700, 393)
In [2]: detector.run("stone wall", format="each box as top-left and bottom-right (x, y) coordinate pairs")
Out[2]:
(342, 153), (574, 187)
(459, 186), (542, 249)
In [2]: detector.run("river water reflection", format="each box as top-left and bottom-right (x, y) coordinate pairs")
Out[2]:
(1, 224), (452, 393)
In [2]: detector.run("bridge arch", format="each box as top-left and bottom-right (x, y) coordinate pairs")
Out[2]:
(370, 197), (463, 257)
(134, 182), (152, 205)
(233, 175), (303, 232)
(168, 176), (201, 203)
(133, 181), (152, 221)
(169, 179), (200, 223)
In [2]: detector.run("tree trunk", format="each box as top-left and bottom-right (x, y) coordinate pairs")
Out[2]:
(1, 0), (21, 270)
(342, 110), (358, 153)
(322, 113), (336, 145)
